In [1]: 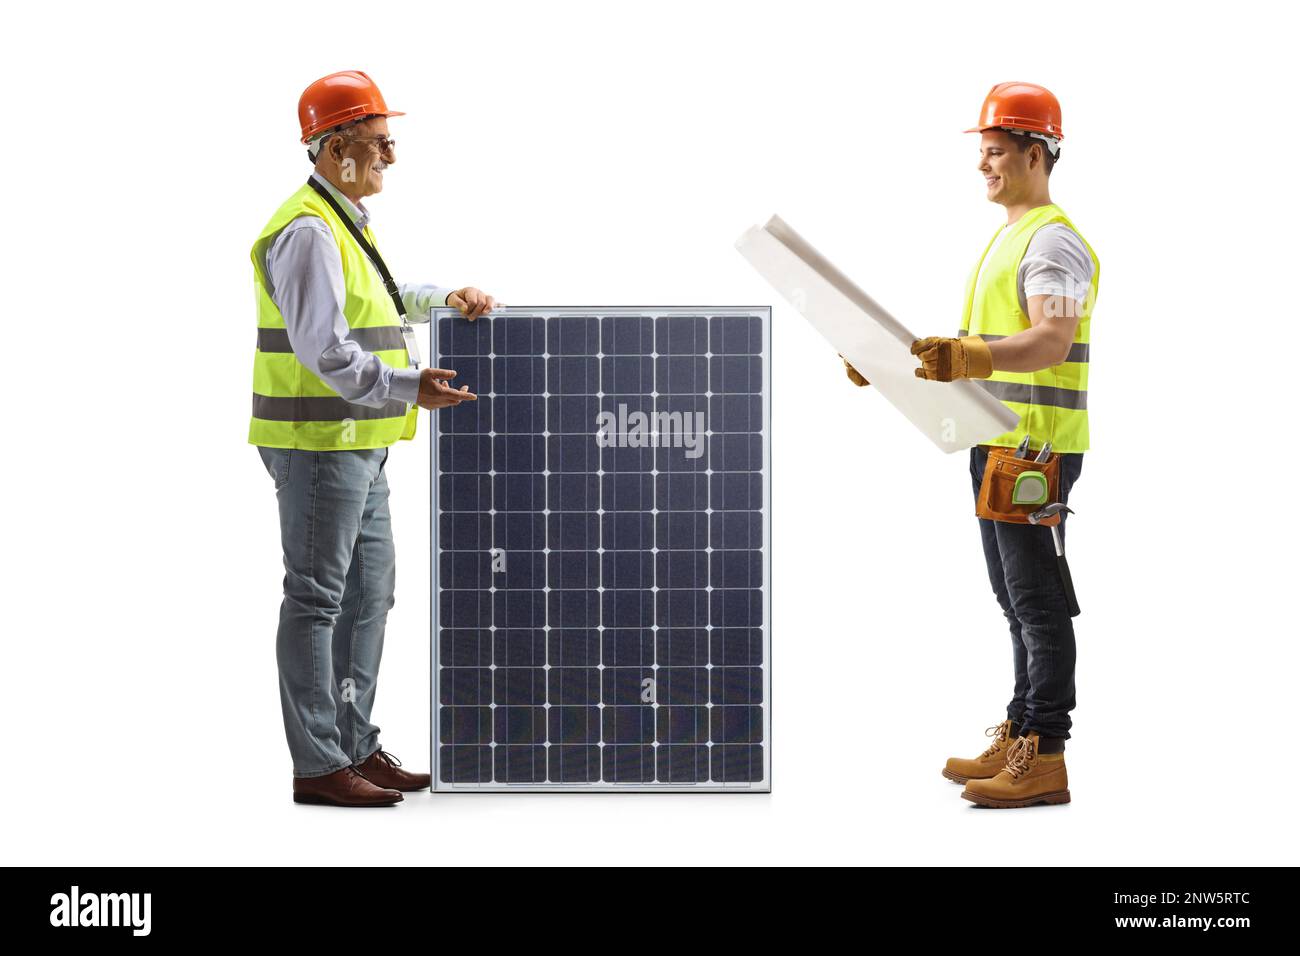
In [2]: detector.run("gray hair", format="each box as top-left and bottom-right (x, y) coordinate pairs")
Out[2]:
(305, 117), (372, 164)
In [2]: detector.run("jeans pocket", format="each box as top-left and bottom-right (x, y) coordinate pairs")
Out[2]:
(259, 447), (291, 491)
(274, 451), (292, 490)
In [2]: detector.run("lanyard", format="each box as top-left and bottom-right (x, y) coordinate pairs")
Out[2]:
(305, 177), (421, 369)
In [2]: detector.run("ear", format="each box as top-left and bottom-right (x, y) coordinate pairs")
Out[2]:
(310, 138), (330, 172)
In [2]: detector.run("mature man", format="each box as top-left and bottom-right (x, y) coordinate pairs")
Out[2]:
(250, 70), (496, 807)
(846, 82), (1098, 808)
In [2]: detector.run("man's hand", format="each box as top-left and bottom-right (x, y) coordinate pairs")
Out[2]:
(839, 354), (870, 387)
(910, 335), (993, 382)
(417, 367), (477, 410)
(448, 287), (497, 321)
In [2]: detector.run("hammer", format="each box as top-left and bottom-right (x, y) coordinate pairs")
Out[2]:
(1028, 502), (1080, 617)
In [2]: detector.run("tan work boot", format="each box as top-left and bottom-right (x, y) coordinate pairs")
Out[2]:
(942, 719), (1018, 784)
(962, 732), (1070, 808)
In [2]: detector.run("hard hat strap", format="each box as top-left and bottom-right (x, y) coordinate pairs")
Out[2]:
(1006, 128), (1061, 157)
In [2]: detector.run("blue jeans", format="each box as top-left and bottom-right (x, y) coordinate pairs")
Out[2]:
(258, 446), (395, 777)
(970, 444), (1084, 740)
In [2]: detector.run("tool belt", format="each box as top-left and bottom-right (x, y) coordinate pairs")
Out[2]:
(975, 443), (1063, 527)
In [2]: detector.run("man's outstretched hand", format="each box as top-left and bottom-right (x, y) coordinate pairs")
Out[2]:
(448, 287), (498, 321)
(417, 367), (477, 410)
(910, 335), (993, 382)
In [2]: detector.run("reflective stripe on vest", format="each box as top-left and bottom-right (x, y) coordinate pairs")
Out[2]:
(251, 395), (411, 422)
(959, 203), (1099, 453)
(247, 182), (417, 451)
(255, 326), (407, 354)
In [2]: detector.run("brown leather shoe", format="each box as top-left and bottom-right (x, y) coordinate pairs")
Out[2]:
(354, 750), (431, 792)
(293, 766), (403, 807)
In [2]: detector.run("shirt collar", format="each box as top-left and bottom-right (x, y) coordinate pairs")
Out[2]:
(310, 172), (370, 229)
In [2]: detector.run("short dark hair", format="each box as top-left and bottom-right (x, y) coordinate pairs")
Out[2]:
(1009, 131), (1059, 176)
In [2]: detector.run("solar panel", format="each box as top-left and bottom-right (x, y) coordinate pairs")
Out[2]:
(430, 307), (771, 791)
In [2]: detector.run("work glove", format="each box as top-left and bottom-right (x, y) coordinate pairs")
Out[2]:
(910, 335), (993, 382)
(839, 354), (870, 387)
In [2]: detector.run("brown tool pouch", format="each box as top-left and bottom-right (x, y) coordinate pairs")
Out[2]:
(976, 444), (1063, 527)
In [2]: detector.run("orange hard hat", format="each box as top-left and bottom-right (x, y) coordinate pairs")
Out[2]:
(965, 81), (1064, 142)
(298, 70), (405, 144)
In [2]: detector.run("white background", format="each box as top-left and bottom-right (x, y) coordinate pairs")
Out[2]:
(6, 0), (1297, 865)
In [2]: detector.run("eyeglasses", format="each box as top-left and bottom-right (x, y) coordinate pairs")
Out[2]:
(343, 134), (396, 154)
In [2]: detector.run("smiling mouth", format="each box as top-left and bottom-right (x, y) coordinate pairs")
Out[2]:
(986, 176), (1000, 188)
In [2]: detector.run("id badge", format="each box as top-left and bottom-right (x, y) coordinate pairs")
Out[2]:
(400, 323), (422, 369)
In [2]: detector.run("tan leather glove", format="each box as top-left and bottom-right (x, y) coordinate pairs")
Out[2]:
(910, 335), (993, 382)
(839, 354), (870, 387)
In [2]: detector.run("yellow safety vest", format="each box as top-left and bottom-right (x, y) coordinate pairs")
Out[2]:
(247, 182), (417, 450)
(959, 202), (1099, 453)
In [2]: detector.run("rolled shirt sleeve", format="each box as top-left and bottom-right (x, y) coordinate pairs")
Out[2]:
(265, 216), (421, 407)
(1019, 223), (1094, 307)
(399, 282), (456, 323)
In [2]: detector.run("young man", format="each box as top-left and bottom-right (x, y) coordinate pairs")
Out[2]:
(250, 70), (497, 806)
(847, 82), (1098, 808)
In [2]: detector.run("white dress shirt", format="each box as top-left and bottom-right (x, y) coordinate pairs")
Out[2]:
(263, 173), (455, 407)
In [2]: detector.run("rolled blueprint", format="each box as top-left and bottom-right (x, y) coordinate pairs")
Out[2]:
(736, 215), (1019, 453)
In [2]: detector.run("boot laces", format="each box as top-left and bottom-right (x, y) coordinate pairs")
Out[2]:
(979, 722), (1009, 759)
(373, 750), (402, 768)
(1003, 737), (1036, 779)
